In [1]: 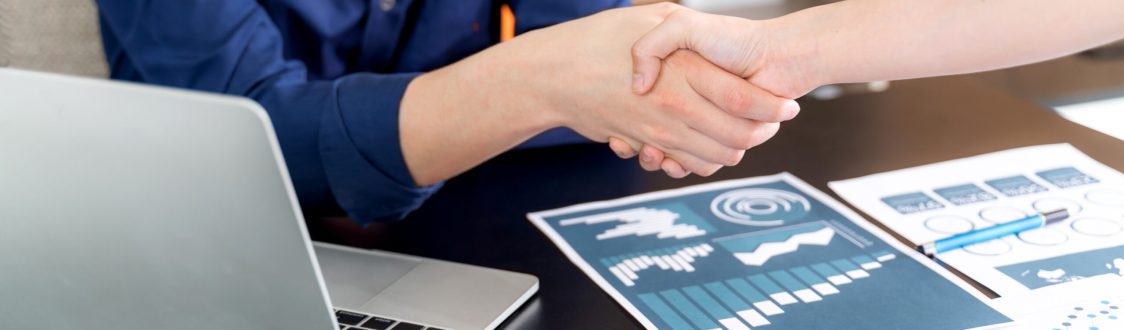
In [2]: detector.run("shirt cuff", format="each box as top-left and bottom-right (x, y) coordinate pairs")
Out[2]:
(319, 72), (441, 225)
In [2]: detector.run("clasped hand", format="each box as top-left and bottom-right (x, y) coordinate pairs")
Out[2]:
(525, 4), (803, 178)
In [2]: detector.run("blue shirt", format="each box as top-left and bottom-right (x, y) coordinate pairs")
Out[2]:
(95, 0), (626, 224)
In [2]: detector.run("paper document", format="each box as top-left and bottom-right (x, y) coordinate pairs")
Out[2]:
(830, 144), (1124, 297)
(993, 275), (1124, 329)
(529, 173), (1009, 329)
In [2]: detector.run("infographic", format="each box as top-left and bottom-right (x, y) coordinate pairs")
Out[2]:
(529, 173), (1009, 329)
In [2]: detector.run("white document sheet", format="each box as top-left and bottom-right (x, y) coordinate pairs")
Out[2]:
(830, 144), (1124, 297)
(993, 275), (1124, 329)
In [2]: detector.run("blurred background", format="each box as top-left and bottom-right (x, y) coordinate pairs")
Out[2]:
(4, 0), (1122, 140)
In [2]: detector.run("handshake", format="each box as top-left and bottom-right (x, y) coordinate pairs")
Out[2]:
(498, 3), (817, 179)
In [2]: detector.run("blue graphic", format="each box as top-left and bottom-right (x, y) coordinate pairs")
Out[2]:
(1050, 299), (1120, 330)
(709, 188), (810, 226)
(881, 192), (944, 214)
(539, 178), (1009, 329)
(934, 183), (997, 206)
(997, 244), (1124, 290)
(1037, 167), (1099, 189)
(714, 222), (842, 267)
(986, 175), (1049, 197)
(559, 203), (714, 242)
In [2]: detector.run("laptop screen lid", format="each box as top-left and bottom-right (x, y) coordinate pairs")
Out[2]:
(0, 69), (336, 329)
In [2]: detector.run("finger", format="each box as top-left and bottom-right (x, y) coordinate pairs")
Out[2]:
(639, 144), (666, 172)
(660, 157), (690, 179)
(663, 149), (725, 177)
(654, 123), (745, 167)
(607, 137), (638, 159)
(661, 55), (778, 150)
(631, 9), (695, 95)
(684, 56), (801, 123)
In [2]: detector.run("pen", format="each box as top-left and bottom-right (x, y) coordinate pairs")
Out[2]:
(918, 208), (1069, 257)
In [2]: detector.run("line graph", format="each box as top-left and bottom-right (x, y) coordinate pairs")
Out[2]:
(714, 222), (843, 267)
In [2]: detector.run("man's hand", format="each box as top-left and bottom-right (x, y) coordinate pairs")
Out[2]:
(508, 4), (797, 176)
(398, 4), (798, 186)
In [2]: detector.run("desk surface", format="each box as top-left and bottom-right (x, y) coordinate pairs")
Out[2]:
(308, 75), (1124, 329)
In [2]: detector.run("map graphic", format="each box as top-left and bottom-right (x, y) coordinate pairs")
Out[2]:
(715, 222), (837, 267)
(710, 188), (810, 226)
(998, 244), (1124, 290)
(559, 205), (714, 241)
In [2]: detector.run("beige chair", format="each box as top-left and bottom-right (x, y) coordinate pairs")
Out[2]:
(0, 0), (108, 78)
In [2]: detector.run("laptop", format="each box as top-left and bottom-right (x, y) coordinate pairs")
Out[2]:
(0, 68), (538, 330)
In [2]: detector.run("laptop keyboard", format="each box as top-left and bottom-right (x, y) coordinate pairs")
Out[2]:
(334, 309), (446, 330)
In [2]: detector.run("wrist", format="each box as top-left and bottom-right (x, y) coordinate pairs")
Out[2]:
(466, 37), (566, 133)
(756, 7), (836, 97)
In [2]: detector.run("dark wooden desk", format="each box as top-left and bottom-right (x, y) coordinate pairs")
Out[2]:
(308, 75), (1124, 329)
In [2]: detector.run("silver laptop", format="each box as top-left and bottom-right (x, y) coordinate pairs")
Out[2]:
(0, 68), (537, 330)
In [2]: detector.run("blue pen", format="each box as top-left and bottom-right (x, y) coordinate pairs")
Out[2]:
(918, 208), (1069, 257)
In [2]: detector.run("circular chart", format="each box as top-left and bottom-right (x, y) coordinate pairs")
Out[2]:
(962, 239), (1013, 256)
(1086, 189), (1124, 207)
(1070, 218), (1124, 237)
(1016, 227), (1069, 246)
(923, 215), (975, 234)
(1032, 198), (1084, 215)
(709, 188), (811, 226)
(978, 206), (1028, 224)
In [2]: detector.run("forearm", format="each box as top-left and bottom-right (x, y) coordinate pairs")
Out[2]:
(400, 40), (561, 186)
(765, 0), (1124, 88)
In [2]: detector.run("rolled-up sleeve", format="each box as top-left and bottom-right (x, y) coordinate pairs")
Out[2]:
(96, 0), (439, 224)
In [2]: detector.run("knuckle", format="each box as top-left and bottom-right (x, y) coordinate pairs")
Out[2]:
(725, 90), (755, 117)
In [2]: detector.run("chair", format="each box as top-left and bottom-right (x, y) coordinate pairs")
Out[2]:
(0, 0), (108, 78)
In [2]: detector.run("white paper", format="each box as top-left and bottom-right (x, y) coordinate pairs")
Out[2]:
(830, 144), (1124, 296)
(993, 275), (1124, 329)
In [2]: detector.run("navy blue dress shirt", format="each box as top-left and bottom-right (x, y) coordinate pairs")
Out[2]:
(95, 0), (627, 224)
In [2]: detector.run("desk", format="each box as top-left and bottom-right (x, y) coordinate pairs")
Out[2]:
(307, 76), (1124, 329)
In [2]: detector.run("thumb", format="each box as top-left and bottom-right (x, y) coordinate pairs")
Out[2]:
(631, 9), (696, 95)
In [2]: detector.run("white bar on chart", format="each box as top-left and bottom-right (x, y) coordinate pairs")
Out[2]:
(718, 317), (750, 330)
(860, 262), (881, 270)
(793, 289), (822, 303)
(676, 250), (695, 263)
(737, 309), (771, 327)
(684, 247), (699, 257)
(663, 256), (683, 271)
(769, 292), (799, 305)
(640, 255), (654, 266)
(876, 254), (896, 262)
(701, 243), (715, 252)
(811, 283), (839, 295)
(653, 256), (669, 270)
(753, 301), (784, 316)
(671, 255), (695, 272)
(845, 269), (870, 279)
(623, 259), (641, 272)
(609, 266), (634, 286)
(827, 275), (852, 285)
(620, 265), (638, 280)
(693, 246), (709, 257)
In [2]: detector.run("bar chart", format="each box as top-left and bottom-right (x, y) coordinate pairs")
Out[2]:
(602, 243), (716, 287)
(637, 251), (898, 330)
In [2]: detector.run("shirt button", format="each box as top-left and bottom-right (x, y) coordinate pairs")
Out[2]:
(379, 0), (395, 11)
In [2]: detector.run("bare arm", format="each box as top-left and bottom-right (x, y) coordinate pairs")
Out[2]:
(632, 0), (1124, 98)
(402, 4), (795, 186)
